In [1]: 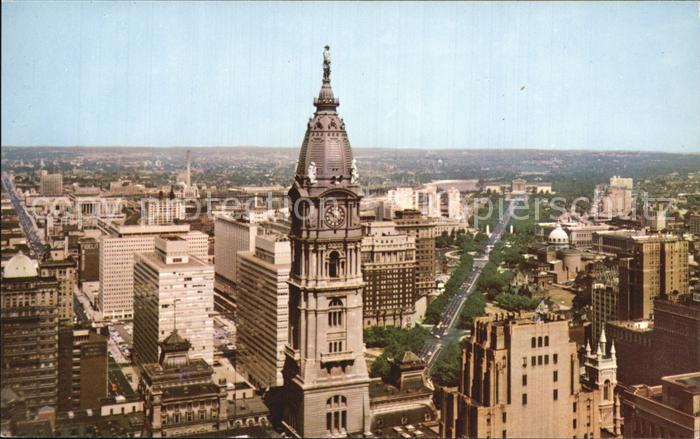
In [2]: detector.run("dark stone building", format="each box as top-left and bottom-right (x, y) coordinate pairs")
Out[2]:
(58, 326), (108, 412)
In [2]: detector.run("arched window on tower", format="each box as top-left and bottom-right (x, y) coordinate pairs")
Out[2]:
(326, 395), (347, 435)
(604, 379), (611, 401)
(328, 298), (344, 328)
(328, 251), (341, 278)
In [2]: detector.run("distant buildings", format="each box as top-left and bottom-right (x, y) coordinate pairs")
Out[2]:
(593, 176), (634, 219)
(446, 187), (464, 220)
(387, 187), (416, 211)
(97, 222), (208, 321)
(133, 236), (214, 365)
(236, 229), (291, 388)
(39, 171), (63, 196)
(1, 253), (59, 413)
(481, 179), (553, 194)
(361, 221), (416, 328)
(620, 372), (700, 438)
(440, 312), (620, 438)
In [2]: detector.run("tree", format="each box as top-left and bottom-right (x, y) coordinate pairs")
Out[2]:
(494, 293), (539, 311)
(370, 354), (391, 380)
(457, 291), (486, 329)
(431, 341), (461, 387)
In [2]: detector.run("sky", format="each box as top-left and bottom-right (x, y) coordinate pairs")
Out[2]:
(2, 1), (700, 152)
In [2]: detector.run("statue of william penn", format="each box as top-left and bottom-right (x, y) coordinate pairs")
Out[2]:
(323, 45), (331, 81)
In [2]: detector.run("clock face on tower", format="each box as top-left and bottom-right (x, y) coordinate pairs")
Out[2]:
(324, 205), (346, 228)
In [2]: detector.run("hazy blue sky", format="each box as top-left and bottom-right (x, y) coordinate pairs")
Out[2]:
(2, 1), (700, 152)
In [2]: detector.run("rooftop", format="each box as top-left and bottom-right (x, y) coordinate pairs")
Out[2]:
(664, 372), (700, 394)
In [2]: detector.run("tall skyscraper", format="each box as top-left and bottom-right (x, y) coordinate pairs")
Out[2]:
(236, 230), (291, 388)
(360, 221), (416, 328)
(440, 311), (620, 438)
(446, 187), (463, 219)
(282, 47), (371, 437)
(1, 253), (59, 412)
(213, 214), (258, 297)
(618, 235), (688, 320)
(133, 236), (214, 365)
(39, 171), (63, 196)
(394, 209), (437, 307)
(98, 222), (208, 321)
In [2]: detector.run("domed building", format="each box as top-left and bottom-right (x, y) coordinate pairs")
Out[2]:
(531, 223), (585, 283)
(548, 223), (570, 247)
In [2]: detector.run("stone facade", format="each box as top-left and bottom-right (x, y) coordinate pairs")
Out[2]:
(440, 312), (619, 438)
(282, 48), (371, 437)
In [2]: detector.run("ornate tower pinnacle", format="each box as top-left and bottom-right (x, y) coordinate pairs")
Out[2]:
(294, 46), (357, 192)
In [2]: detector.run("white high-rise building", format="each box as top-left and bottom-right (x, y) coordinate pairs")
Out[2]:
(133, 236), (214, 365)
(387, 187), (415, 211)
(236, 230), (291, 387)
(98, 223), (208, 321)
(447, 188), (463, 219)
(142, 197), (185, 225)
(213, 214), (258, 296)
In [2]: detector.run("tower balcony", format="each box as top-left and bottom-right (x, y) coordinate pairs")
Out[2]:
(320, 351), (355, 365)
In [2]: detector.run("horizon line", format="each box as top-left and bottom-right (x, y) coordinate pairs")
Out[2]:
(2, 145), (698, 155)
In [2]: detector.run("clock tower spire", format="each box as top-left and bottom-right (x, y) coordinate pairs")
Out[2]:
(283, 46), (371, 437)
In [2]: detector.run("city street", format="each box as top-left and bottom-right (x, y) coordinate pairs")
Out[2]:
(420, 196), (525, 368)
(2, 172), (47, 259)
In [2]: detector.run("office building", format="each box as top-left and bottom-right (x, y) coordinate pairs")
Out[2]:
(39, 256), (77, 324)
(440, 311), (620, 438)
(620, 372), (700, 438)
(98, 222), (208, 321)
(142, 194), (186, 225)
(361, 221), (416, 328)
(446, 187), (463, 220)
(133, 236), (214, 365)
(213, 214), (258, 296)
(394, 209), (436, 304)
(618, 235), (688, 320)
(387, 187), (415, 211)
(57, 327), (108, 411)
(607, 291), (699, 386)
(0, 253), (59, 412)
(689, 213), (700, 236)
(583, 260), (620, 344)
(236, 230), (291, 388)
(282, 50), (371, 437)
(39, 171), (63, 196)
(78, 237), (99, 283)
